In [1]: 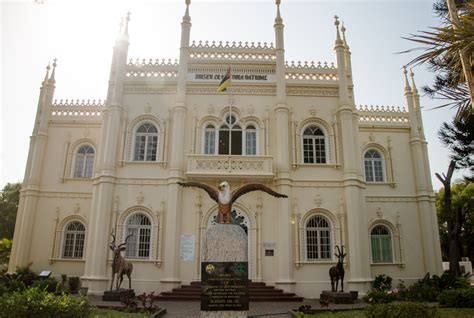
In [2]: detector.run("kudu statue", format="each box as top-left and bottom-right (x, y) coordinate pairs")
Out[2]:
(329, 245), (346, 292)
(109, 232), (134, 290)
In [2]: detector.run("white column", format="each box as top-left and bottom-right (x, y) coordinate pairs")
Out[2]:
(9, 63), (55, 271)
(334, 17), (371, 292)
(273, 1), (294, 292)
(82, 24), (129, 293)
(161, 1), (191, 289)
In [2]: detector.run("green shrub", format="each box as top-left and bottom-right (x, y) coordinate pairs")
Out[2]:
(366, 301), (438, 318)
(31, 277), (61, 293)
(68, 276), (80, 293)
(14, 264), (38, 287)
(363, 290), (399, 304)
(439, 288), (474, 308)
(0, 287), (94, 318)
(373, 274), (393, 291)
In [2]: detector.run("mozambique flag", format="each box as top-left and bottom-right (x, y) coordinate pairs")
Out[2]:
(216, 67), (231, 92)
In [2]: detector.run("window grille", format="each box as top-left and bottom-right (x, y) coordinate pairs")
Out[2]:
(306, 215), (331, 260)
(63, 221), (86, 259)
(302, 126), (326, 163)
(364, 149), (384, 182)
(370, 225), (393, 263)
(134, 123), (158, 161)
(125, 213), (152, 259)
(74, 145), (95, 178)
(204, 124), (216, 154)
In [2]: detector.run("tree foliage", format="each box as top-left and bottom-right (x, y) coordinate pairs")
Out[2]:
(438, 113), (474, 179)
(402, 0), (473, 119)
(0, 182), (21, 240)
(436, 181), (474, 265)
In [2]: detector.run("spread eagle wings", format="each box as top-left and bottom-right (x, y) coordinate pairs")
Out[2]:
(230, 183), (287, 204)
(177, 181), (219, 202)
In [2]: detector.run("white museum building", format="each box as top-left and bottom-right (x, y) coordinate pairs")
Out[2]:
(9, 1), (443, 298)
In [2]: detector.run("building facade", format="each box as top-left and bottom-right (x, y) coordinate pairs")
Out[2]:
(9, 1), (443, 298)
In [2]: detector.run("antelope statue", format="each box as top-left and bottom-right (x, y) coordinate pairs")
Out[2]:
(329, 245), (346, 292)
(109, 232), (134, 290)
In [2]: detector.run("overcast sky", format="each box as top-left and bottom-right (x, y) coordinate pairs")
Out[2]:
(0, 0), (464, 189)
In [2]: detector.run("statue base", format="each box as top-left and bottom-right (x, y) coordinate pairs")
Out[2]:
(102, 289), (135, 301)
(320, 290), (354, 304)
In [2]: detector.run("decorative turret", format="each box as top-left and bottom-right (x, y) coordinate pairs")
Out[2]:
(410, 69), (425, 140)
(334, 16), (350, 109)
(274, 0), (286, 105)
(403, 66), (420, 139)
(176, 0), (191, 103)
(340, 22), (354, 101)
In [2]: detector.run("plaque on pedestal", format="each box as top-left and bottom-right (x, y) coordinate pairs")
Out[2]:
(201, 262), (249, 311)
(320, 290), (354, 304)
(102, 289), (135, 301)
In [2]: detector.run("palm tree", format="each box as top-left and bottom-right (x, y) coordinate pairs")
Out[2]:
(402, 1), (473, 119)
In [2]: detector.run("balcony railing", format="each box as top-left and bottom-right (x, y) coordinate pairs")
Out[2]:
(186, 155), (273, 179)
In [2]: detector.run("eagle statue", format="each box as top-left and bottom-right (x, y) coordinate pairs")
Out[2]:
(177, 181), (288, 224)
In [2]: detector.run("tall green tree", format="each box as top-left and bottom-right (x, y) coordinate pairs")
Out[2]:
(0, 182), (21, 239)
(436, 181), (474, 266)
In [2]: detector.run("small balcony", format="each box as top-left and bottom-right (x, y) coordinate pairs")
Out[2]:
(186, 155), (274, 179)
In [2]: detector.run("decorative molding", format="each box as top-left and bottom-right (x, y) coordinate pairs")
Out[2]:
(366, 196), (417, 202)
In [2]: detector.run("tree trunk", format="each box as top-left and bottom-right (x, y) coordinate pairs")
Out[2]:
(436, 160), (461, 277)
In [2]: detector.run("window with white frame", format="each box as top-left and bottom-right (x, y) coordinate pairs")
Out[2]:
(370, 224), (393, 263)
(62, 221), (86, 259)
(133, 123), (158, 161)
(306, 215), (331, 260)
(202, 115), (258, 155)
(364, 149), (385, 182)
(302, 126), (327, 164)
(125, 213), (152, 259)
(74, 145), (95, 178)
(245, 124), (257, 155)
(204, 124), (216, 154)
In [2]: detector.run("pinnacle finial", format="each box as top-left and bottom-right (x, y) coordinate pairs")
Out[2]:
(124, 11), (131, 35)
(275, 0), (282, 22)
(341, 22), (349, 48)
(410, 68), (418, 92)
(43, 62), (51, 84)
(403, 66), (411, 90)
(49, 58), (57, 82)
(334, 15), (342, 42)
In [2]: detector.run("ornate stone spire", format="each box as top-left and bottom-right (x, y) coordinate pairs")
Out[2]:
(334, 15), (342, 44)
(124, 11), (131, 36)
(42, 62), (51, 86)
(341, 22), (349, 50)
(403, 66), (411, 91)
(49, 58), (57, 83)
(183, 0), (191, 23)
(409, 68), (418, 93)
(275, 0), (283, 25)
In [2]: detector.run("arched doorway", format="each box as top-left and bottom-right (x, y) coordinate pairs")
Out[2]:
(203, 207), (256, 280)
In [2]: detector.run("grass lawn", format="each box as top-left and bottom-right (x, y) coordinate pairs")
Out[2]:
(295, 308), (474, 318)
(90, 308), (148, 317)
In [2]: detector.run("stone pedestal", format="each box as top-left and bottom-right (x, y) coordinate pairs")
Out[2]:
(320, 290), (354, 304)
(102, 289), (135, 301)
(201, 224), (248, 318)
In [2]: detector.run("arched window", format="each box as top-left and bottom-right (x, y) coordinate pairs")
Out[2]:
(124, 213), (152, 259)
(203, 115), (258, 155)
(245, 124), (257, 155)
(74, 145), (95, 178)
(302, 126), (326, 164)
(134, 123), (158, 161)
(204, 124), (216, 154)
(364, 149), (385, 182)
(370, 225), (393, 263)
(63, 221), (86, 259)
(306, 215), (331, 260)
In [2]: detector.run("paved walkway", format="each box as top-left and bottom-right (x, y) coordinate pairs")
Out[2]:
(90, 297), (367, 317)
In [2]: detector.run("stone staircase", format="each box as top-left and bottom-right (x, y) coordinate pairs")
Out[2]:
(157, 281), (303, 302)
